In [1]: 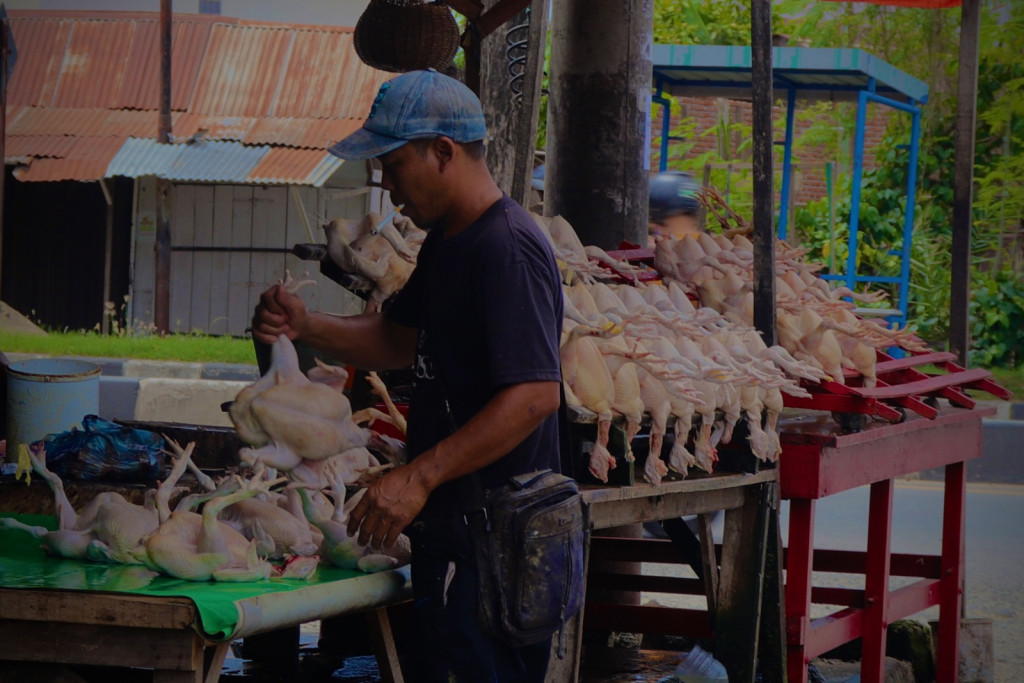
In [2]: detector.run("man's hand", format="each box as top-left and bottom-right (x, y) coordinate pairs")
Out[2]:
(346, 464), (431, 549)
(251, 284), (308, 345)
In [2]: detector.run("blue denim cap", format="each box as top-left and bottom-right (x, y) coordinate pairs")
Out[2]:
(328, 69), (487, 161)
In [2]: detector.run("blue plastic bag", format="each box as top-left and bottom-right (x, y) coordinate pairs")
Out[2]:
(38, 415), (166, 483)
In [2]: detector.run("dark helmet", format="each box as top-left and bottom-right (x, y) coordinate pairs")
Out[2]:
(649, 171), (700, 222)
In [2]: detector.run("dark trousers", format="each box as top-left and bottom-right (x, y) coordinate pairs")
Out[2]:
(406, 518), (552, 682)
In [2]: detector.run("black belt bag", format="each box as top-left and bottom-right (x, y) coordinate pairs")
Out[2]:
(466, 468), (586, 653)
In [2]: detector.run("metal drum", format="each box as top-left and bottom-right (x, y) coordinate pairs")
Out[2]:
(6, 359), (101, 454)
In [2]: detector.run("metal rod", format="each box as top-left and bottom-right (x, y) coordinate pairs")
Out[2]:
(750, 0), (775, 346)
(171, 246), (295, 253)
(0, 16), (8, 304)
(154, 0), (173, 333)
(100, 179), (114, 335)
(159, 0), (172, 144)
(845, 89), (869, 293)
(950, 0), (981, 366)
(896, 107), (923, 331)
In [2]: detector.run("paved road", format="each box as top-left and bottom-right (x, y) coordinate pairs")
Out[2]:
(778, 480), (1024, 683)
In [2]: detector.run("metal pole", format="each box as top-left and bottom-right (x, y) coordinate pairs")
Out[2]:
(0, 17), (7, 305)
(949, 0), (981, 366)
(100, 178), (114, 335)
(154, 0), (172, 333)
(846, 88), (869, 294)
(778, 87), (796, 241)
(750, 0), (775, 346)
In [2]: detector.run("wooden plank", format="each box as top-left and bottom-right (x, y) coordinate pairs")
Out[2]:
(887, 579), (943, 623)
(0, 620), (203, 671)
(189, 185), (216, 336)
(874, 351), (957, 373)
(779, 413), (985, 499)
(806, 607), (864, 659)
(249, 186), (284, 306)
(0, 589), (195, 628)
(581, 470), (775, 506)
(131, 177), (158, 328)
(783, 392), (904, 421)
(585, 572), (704, 596)
(207, 185), (234, 335)
(855, 368), (992, 399)
(586, 485), (745, 530)
(227, 185), (254, 335)
(170, 184), (196, 333)
(582, 603), (713, 639)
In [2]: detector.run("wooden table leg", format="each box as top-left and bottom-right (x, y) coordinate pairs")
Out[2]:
(203, 642), (231, 683)
(936, 461), (966, 683)
(716, 482), (773, 683)
(367, 606), (405, 683)
(861, 479), (894, 683)
(785, 497), (816, 683)
(697, 511), (720, 622)
(758, 483), (788, 682)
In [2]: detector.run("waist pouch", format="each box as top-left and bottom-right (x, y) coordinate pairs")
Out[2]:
(468, 469), (587, 653)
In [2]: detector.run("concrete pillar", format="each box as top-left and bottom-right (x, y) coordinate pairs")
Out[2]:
(546, 0), (653, 249)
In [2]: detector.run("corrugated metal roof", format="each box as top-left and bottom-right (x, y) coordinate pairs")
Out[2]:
(6, 10), (387, 184)
(6, 136), (78, 158)
(248, 147), (343, 186)
(107, 138), (270, 182)
(12, 137), (126, 182)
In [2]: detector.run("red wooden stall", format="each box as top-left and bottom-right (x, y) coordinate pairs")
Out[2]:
(778, 352), (1010, 683)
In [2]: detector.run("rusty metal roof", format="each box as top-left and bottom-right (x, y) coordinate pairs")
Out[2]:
(6, 10), (389, 184)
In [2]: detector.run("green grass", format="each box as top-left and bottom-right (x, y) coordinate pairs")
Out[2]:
(2, 330), (1022, 399)
(0, 330), (258, 365)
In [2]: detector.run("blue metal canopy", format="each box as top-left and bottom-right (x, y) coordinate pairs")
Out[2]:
(651, 45), (929, 331)
(652, 45), (929, 104)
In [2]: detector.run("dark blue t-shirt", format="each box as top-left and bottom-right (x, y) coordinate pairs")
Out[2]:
(386, 195), (564, 522)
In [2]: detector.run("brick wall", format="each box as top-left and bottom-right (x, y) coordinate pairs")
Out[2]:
(651, 96), (893, 209)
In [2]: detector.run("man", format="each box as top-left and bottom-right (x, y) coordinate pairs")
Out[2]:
(251, 69), (564, 681)
(648, 170), (702, 245)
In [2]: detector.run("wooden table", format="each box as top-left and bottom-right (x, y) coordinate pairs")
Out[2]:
(0, 569), (411, 683)
(547, 468), (781, 683)
(779, 407), (993, 683)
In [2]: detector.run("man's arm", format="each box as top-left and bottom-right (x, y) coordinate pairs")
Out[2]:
(346, 379), (561, 548)
(252, 284), (417, 370)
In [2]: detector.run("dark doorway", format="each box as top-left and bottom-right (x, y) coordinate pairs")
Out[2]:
(2, 171), (133, 333)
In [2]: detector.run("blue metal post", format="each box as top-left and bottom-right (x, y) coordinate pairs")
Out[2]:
(778, 87), (797, 240)
(894, 104), (922, 330)
(846, 86), (871, 292)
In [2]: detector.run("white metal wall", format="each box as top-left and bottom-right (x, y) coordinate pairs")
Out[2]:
(130, 165), (377, 336)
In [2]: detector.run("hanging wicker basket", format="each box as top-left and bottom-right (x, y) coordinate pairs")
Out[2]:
(354, 0), (460, 73)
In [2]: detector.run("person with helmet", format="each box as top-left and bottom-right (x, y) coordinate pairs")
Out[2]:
(648, 170), (702, 245)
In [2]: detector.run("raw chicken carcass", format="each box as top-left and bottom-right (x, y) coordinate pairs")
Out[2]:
(324, 213), (418, 312)
(135, 476), (283, 582)
(231, 335), (370, 484)
(0, 442), (192, 565)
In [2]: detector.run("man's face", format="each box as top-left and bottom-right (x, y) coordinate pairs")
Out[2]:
(377, 140), (442, 228)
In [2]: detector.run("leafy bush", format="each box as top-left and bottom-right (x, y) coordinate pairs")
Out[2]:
(969, 273), (1024, 368)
